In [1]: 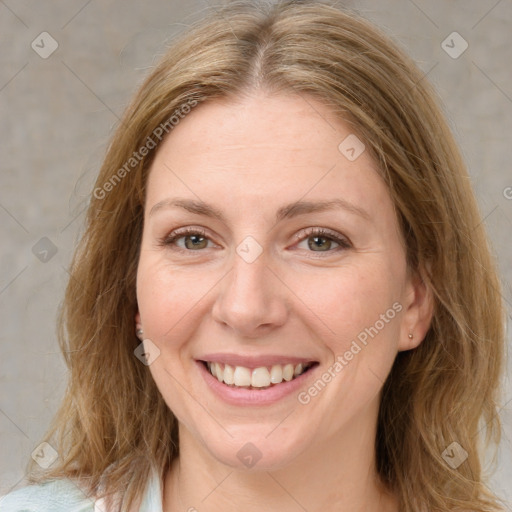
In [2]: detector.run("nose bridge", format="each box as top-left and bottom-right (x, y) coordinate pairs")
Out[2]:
(212, 240), (288, 335)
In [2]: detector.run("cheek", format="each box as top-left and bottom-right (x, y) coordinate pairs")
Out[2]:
(137, 260), (178, 343)
(299, 261), (403, 359)
(136, 258), (207, 422)
(136, 255), (219, 345)
(137, 263), (175, 335)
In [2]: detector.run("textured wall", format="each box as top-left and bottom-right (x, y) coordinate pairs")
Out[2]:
(1, 0), (510, 507)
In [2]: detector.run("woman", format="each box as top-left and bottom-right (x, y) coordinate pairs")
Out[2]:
(1, 1), (506, 511)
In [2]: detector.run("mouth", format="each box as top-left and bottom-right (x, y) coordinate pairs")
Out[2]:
(199, 360), (319, 390)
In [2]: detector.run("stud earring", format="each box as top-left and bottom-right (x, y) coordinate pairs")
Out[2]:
(136, 327), (144, 338)
(408, 333), (414, 340)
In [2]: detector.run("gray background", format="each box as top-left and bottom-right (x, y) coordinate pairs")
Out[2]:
(1, 0), (511, 507)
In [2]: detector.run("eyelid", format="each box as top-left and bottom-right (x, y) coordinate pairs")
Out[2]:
(294, 226), (351, 247)
(158, 226), (213, 248)
(159, 225), (352, 254)
(292, 226), (352, 255)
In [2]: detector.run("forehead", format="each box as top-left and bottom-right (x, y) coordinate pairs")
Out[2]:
(145, 92), (393, 224)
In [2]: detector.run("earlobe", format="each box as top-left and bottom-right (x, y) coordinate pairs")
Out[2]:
(135, 311), (144, 339)
(398, 269), (434, 351)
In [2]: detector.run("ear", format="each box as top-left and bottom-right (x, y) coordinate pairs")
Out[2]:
(135, 311), (143, 335)
(398, 267), (434, 352)
(134, 311), (144, 340)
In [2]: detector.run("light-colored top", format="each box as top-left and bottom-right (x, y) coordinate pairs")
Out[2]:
(0, 466), (163, 512)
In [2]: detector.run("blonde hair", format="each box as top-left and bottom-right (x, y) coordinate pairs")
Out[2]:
(26, 1), (506, 511)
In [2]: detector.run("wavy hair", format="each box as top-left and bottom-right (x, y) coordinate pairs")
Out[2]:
(26, 1), (505, 511)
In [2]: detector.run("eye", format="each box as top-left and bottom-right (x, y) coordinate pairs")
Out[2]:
(294, 227), (351, 254)
(159, 226), (351, 255)
(160, 227), (214, 251)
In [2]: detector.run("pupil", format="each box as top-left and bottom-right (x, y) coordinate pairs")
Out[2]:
(309, 236), (330, 251)
(186, 235), (205, 249)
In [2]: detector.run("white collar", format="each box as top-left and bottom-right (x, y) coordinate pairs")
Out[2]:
(94, 465), (163, 512)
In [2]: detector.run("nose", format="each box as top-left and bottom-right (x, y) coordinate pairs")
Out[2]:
(211, 251), (289, 338)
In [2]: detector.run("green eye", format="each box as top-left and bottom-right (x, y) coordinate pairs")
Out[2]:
(160, 226), (351, 255)
(296, 227), (351, 253)
(162, 228), (212, 251)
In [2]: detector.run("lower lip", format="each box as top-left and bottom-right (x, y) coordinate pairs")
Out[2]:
(196, 360), (318, 406)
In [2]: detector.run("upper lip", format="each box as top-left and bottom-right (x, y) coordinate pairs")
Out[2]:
(198, 353), (318, 368)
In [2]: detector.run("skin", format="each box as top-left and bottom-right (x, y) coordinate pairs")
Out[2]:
(135, 91), (433, 512)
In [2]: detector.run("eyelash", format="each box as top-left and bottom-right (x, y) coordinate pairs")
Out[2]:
(294, 227), (352, 252)
(159, 226), (351, 256)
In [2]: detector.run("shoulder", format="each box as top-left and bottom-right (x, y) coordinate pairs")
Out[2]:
(0, 478), (95, 512)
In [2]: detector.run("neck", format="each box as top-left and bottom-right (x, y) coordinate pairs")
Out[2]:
(162, 399), (397, 512)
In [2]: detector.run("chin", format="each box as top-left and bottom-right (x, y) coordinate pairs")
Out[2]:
(199, 427), (309, 471)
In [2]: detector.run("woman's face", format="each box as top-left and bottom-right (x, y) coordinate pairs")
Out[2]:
(136, 92), (428, 470)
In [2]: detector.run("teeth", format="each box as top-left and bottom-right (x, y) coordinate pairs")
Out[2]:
(251, 367), (271, 387)
(270, 365), (283, 384)
(214, 363), (224, 382)
(233, 366), (252, 386)
(206, 361), (312, 388)
(283, 364), (294, 381)
(223, 364), (234, 385)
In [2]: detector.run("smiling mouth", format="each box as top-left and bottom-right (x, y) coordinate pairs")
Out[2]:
(201, 360), (318, 389)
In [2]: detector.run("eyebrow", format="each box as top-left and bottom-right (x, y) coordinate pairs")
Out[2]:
(148, 197), (371, 223)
